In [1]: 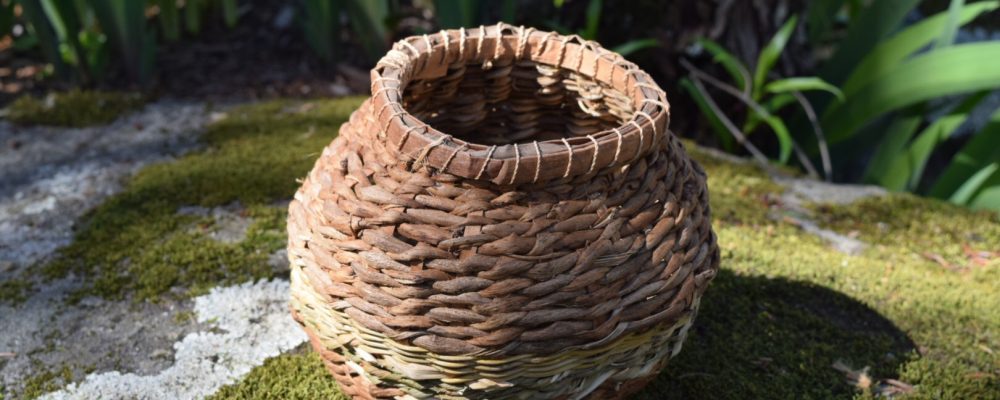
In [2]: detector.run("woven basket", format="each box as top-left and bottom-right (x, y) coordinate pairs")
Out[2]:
(288, 23), (719, 400)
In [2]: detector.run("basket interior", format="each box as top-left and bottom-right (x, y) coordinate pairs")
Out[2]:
(401, 59), (635, 146)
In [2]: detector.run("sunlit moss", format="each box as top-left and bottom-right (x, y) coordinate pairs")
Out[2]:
(41, 97), (364, 302)
(4, 90), (145, 127)
(685, 143), (785, 226)
(206, 349), (346, 400)
(811, 193), (1000, 284)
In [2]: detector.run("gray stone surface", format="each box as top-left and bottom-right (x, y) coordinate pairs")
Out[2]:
(0, 102), (211, 398)
(0, 102), (209, 272)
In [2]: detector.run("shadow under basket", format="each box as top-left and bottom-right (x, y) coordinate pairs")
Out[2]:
(288, 23), (720, 400)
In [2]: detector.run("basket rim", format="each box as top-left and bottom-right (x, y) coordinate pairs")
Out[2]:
(368, 23), (672, 186)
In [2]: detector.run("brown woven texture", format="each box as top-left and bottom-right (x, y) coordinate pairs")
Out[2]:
(288, 23), (719, 400)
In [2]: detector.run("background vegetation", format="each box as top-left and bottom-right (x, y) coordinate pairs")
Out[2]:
(0, 0), (998, 211)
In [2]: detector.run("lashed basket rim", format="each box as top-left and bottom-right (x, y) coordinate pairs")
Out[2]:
(369, 23), (672, 186)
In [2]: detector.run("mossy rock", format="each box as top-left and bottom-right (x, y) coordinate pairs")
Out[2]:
(14, 97), (997, 398)
(3, 90), (145, 127)
(39, 98), (362, 302)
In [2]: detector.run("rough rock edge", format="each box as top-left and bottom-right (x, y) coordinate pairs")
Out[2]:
(693, 145), (885, 254)
(0, 101), (209, 272)
(39, 280), (306, 400)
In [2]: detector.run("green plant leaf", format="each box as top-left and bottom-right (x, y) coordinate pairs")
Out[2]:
(300, 0), (341, 62)
(0, 1), (14, 37)
(744, 93), (795, 133)
(966, 170), (1000, 211)
(935, 0), (965, 49)
(764, 77), (844, 101)
(612, 38), (658, 57)
(580, 0), (601, 40)
(753, 14), (797, 99)
(866, 93), (986, 191)
(19, 0), (71, 78)
(39, 0), (81, 42)
(904, 92), (986, 190)
(433, 0), (478, 29)
(930, 107), (1000, 203)
(861, 109), (923, 188)
(759, 113), (793, 164)
(156, 0), (180, 41)
(950, 163), (999, 207)
(184, 0), (203, 34)
(345, 0), (390, 63)
(840, 0), (998, 96)
(819, 0), (921, 86)
(222, 0), (238, 28)
(78, 30), (108, 80)
(500, 0), (517, 23)
(697, 37), (749, 91)
(821, 42), (1000, 145)
(90, 0), (157, 83)
(806, 0), (845, 43)
(680, 77), (734, 152)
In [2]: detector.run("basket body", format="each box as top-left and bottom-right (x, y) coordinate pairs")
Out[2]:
(289, 24), (719, 400)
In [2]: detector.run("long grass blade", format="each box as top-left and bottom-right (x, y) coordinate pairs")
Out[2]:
(806, 0), (845, 43)
(866, 93), (985, 191)
(861, 109), (923, 188)
(904, 92), (986, 190)
(301, 0), (340, 62)
(156, 0), (180, 41)
(929, 106), (1000, 203)
(764, 77), (843, 101)
(222, 0), (238, 28)
(612, 38), (658, 57)
(697, 37), (750, 93)
(821, 42), (1000, 145)
(934, 0), (966, 49)
(19, 0), (71, 78)
(345, 0), (390, 62)
(753, 15), (797, 99)
(950, 163), (999, 208)
(433, 0), (478, 29)
(819, 0), (921, 86)
(683, 59), (796, 164)
(680, 77), (735, 151)
(840, 1), (997, 96)
(581, 0), (601, 40)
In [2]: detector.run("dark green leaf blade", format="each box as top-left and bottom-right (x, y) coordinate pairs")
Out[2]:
(753, 15), (798, 99)
(821, 42), (1000, 145)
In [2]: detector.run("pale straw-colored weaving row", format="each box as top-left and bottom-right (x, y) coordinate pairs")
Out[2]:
(288, 22), (719, 399)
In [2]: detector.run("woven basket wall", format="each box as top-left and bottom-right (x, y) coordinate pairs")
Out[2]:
(288, 23), (719, 400)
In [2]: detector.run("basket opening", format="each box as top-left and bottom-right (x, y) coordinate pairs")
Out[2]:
(400, 60), (635, 146)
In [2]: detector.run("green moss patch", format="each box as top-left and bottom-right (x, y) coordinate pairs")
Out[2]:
(640, 153), (999, 399)
(226, 140), (995, 399)
(207, 348), (345, 400)
(0, 279), (31, 304)
(812, 194), (1000, 282)
(4, 90), (145, 127)
(17, 365), (75, 400)
(41, 97), (364, 302)
(686, 144), (785, 226)
(647, 220), (998, 399)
